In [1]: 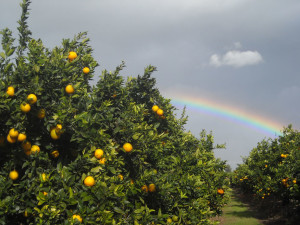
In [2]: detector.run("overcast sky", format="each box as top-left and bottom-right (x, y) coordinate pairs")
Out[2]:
(1, 0), (300, 169)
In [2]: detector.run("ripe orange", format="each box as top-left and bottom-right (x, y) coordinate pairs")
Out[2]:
(43, 192), (48, 196)
(9, 128), (19, 138)
(22, 141), (32, 151)
(7, 134), (17, 144)
(65, 84), (74, 94)
(51, 150), (59, 158)
(118, 174), (124, 180)
(37, 109), (46, 119)
(84, 176), (95, 187)
(148, 183), (156, 192)
(152, 105), (159, 112)
(141, 185), (148, 193)
(99, 158), (106, 165)
(17, 133), (26, 142)
(9, 170), (19, 180)
(94, 149), (104, 159)
(50, 128), (60, 140)
(293, 179), (297, 184)
(20, 103), (31, 113)
(83, 67), (90, 74)
(156, 109), (164, 116)
(31, 145), (40, 154)
(123, 143), (133, 152)
(72, 214), (83, 223)
(42, 173), (47, 181)
(68, 51), (77, 61)
(6, 86), (14, 97)
(217, 189), (224, 195)
(27, 94), (37, 104)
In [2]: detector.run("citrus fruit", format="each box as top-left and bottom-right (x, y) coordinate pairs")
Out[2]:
(42, 173), (47, 181)
(152, 105), (159, 112)
(84, 176), (95, 187)
(99, 158), (106, 165)
(123, 143), (133, 152)
(17, 133), (26, 142)
(9, 170), (19, 180)
(141, 185), (148, 193)
(167, 218), (173, 223)
(43, 192), (48, 196)
(50, 128), (60, 140)
(72, 214), (82, 223)
(31, 145), (40, 154)
(118, 174), (124, 180)
(156, 109), (164, 116)
(94, 149), (104, 159)
(172, 215), (179, 222)
(27, 94), (37, 104)
(22, 141), (31, 151)
(37, 109), (46, 119)
(51, 150), (59, 158)
(9, 128), (19, 138)
(68, 51), (77, 61)
(130, 179), (134, 185)
(148, 183), (156, 192)
(6, 86), (14, 97)
(20, 103), (31, 113)
(217, 188), (224, 195)
(65, 84), (74, 94)
(83, 67), (90, 74)
(7, 134), (17, 144)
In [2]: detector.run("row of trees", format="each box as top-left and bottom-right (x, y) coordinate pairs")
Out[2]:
(0, 1), (229, 224)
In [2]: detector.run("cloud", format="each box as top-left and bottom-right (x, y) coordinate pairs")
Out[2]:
(210, 50), (263, 68)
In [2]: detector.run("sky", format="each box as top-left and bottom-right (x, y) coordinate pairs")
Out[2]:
(1, 0), (300, 169)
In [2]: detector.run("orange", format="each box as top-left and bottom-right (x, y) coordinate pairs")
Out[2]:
(130, 179), (134, 185)
(167, 218), (173, 224)
(84, 176), (95, 187)
(9, 170), (19, 180)
(148, 183), (156, 192)
(99, 158), (106, 165)
(6, 86), (14, 97)
(152, 105), (159, 112)
(72, 214), (82, 223)
(37, 109), (46, 119)
(141, 185), (148, 193)
(51, 150), (59, 158)
(20, 103), (31, 113)
(94, 149), (104, 159)
(42, 173), (47, 181)
(22, 141), (32, 151)
(217, 189), (224, 195)
(27, 94), (37, 104)
(7, 134), (17, 144)
(9, 128), (19, 138)
(50, 128), (60, 140)
(293, 179), (297, 184)
(123, 143), (133, 152)
(65, 84), (74, 94)
(83, 67), (90, 74)
(265, 164), (268, 168)
(31, 145), (40, 154)
(43, 192), (48, 196)
(156, 109), (164, 116)
(68, 51), (77, 61)
(118, 174), (124, 180)
(17, 133), (26, 142)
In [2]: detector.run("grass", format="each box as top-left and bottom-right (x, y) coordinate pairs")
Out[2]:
(216, 189), (263, 225)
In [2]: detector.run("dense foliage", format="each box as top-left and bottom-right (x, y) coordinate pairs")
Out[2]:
(0, 1), (229, 224)
(233, 125), (300, 214)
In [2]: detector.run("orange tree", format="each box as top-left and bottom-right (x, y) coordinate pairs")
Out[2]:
(0, 1), (229, 224)
(232, 125), (300, 212)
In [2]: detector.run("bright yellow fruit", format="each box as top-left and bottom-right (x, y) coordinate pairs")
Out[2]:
(50, 128), (60, 140)
(123, 143), (133, 152)
(9, 170), (19, 180)
(31, 145), (40, 154)
(72, 214), (83, 223)
(118, 174), (124, 180)
(99, 158), (106, 165)
(7, 134), (17, 144)
(6, 86), (14, 97)
(84, 176), (95, 187)
(94, 149), (104, 159)
(20, 103), (31, 113)
(27, 94), (37, 104)
(68, 51), (77, 60)
(152, 105), (159, 112)
(141, 185), (148, 193)
(42, 173), (47, 181)
(149, 183), (156, 192)
(156, 109), (164, 116)
(167, 218), (173, 224)
(9, 128), (19, 138)
(83, 67), (90, 74)
(17, 133), (26, 142)
(65, 84), (74, 94)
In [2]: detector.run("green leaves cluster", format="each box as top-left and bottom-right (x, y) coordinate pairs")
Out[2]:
(0, 1), (228, 224)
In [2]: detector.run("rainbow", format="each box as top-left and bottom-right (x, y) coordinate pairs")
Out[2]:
(169, 94), (283, 136)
